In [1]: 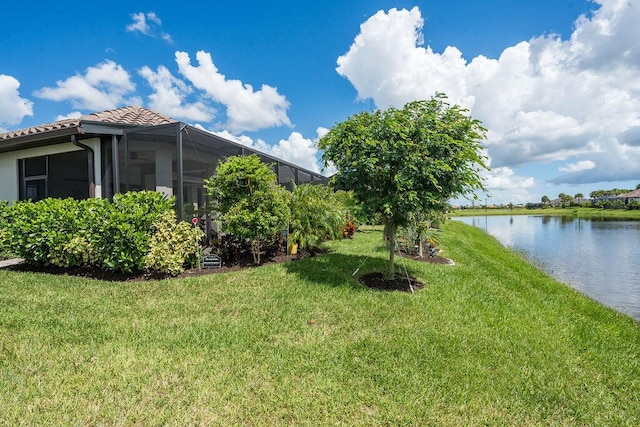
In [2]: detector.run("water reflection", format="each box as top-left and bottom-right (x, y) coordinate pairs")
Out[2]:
(455, 216), (640, 321)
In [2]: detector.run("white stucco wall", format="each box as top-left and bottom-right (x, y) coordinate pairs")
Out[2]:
(85, 138), (102, 199)
(0, 137), (102, 203)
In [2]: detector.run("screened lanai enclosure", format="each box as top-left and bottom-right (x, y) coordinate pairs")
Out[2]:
(101, 122), (327, 220)
(2, 107), (328, 228)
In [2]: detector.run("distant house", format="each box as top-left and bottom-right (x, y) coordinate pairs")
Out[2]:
(572, 197), (589, 205)
(617, 189), (640, 204)
(592, 194), (621, 203)
(0, 106), (326, 219)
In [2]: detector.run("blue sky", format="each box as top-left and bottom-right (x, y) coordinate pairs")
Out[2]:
(1, 0), (638, 204)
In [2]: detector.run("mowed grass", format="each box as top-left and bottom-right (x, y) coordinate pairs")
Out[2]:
(1, 222), (639, 425)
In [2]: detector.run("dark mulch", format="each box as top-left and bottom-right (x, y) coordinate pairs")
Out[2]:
(4, 242), (452, 288)
(357, 241), (453, 292)
(6, 250), (317, 282)
(358, 272), (425, 292)
(398, 240), (453, 265)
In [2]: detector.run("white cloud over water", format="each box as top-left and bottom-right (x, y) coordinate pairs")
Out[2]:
(337, 0), (640, 197)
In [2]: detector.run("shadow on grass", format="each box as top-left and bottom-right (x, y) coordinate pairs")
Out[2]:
(283, 250), (422, 291)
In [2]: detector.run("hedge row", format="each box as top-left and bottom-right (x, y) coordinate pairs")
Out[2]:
(0, 191), (203, 275)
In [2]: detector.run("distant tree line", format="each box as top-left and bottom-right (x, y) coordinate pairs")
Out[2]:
(534, 183), (640, 211)
(589, 187), (638, 199)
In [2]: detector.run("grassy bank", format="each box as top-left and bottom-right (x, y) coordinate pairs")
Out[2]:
(1, 222), (639, 425)
(452, 206), (640, 219)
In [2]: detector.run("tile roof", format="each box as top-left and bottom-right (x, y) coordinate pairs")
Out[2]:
(83, 106), (176, 126)
(618, 188), (640, 198)
(0, 106), (176, 141)
(0, 118), (81, 140)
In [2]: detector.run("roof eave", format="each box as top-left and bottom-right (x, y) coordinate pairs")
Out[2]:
(0, 126), (84, 153)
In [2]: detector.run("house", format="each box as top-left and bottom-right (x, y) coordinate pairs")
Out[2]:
(0, 106), (327, 219)
(617, 188), (640, 204)
(589, 189), (640, 208)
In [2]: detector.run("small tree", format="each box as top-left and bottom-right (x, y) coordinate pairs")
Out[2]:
(401, 208), (445, 258)
(319, 95), (488, 279)
(205, 155), (290, 264)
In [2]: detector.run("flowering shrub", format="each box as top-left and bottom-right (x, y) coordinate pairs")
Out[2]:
(342, 221), (356, 238)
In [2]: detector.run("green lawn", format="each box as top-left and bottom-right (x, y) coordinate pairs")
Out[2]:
(1, 222), (639, 425)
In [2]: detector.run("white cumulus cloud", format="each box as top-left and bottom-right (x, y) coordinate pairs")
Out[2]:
(337, 7), (471, 109)
(212, 128), (327, 174)
(175, 51), (292, 133)
(484, 167), (536, 191)
(55, 111), (83, 121)
(337, 1), (640, 188)
(126, 12), (152, 34)
(461, 166), (537, 205)
(34, 60), (141, 111)
(126, 11), (173, 43)
(0, 74), (33, 127)
(559, 160), (597, 173)
(138, 65), (215, 122)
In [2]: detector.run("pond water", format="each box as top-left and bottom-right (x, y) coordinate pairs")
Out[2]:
(454, 215), (640, 321)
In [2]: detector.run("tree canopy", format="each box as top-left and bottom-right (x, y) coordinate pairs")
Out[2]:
(318, 95), (488, 278)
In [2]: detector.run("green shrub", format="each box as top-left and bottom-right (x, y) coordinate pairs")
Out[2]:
(144, 211), (204, 275)
(93, 191), (174, 272)
(2, 198), (82, 267)
(2, 191), (178, 273)
(334, 190), (366, 226)
(3, 197), (109, 267)
(627, 200), (640, 210)
(49, 198), (107, 267)
(290, 184), (346, 250)
(602, 200), (626, 210)
(0, 200), (10, 260)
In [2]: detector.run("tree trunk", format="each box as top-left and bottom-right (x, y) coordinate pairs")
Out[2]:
(385, 220), (397, 280)
(252, 237), (261, 264)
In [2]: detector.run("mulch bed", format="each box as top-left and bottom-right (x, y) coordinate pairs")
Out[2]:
(6, 251), (315, 282)
(357, 242), (453, 292)
(5, 243), (453, 290)
(358, 272), (425, 292)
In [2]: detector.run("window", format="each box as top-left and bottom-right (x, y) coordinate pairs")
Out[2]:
(19, 151), (89, 201)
